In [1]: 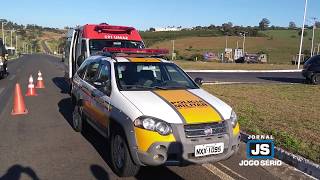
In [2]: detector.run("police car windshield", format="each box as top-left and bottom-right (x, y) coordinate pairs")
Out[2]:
(114, 62), (198, 91)
(89, 40), (145, 54)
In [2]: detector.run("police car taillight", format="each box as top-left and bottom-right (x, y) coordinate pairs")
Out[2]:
(103, 48), (169, 55)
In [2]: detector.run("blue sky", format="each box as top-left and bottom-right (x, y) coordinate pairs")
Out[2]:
(1, 0), (319, 30)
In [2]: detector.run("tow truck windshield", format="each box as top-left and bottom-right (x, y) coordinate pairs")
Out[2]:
(115, 62), (198, 91)
(89, 40), (145, 54)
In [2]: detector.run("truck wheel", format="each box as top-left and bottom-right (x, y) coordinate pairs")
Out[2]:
(111, 128), (140, 177)
(72, 104), (84, 132)
(311, 73), (320, 85)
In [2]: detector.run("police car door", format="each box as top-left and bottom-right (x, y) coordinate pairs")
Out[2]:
(90, 61), (112, 136)
(81, 59), (101, 123)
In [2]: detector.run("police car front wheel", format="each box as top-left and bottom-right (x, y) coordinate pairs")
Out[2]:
(111, 129), (140, 177)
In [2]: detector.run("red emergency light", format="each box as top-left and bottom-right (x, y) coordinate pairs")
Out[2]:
(95, 25), (135, 34)
(103, 48), (169, 56)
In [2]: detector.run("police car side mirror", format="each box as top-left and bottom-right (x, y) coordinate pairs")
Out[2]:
(194, 77), (203, 86)
(77, 55), (85, 67)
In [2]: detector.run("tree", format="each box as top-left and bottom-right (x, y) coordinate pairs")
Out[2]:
(259, 18), (270, 30)
(315, 21), (320, 28)
(289, 21), (297, 29)
(148, 27), (155, 32)
(222, 22), (232, 31)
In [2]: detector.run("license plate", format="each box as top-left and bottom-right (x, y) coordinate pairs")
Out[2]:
(194, 143), (224, 157)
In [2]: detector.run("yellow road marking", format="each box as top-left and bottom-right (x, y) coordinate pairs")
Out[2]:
(202, 163), (235, 180)
(217, 162), (248, 180)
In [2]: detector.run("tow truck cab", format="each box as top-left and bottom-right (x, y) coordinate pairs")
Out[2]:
(63, 23), (145, 87)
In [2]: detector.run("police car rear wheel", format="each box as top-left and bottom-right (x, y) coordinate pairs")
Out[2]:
(111, 129), (140, 177)
(72, 104), (83, 132)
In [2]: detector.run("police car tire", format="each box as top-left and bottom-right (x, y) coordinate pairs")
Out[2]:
(110, 128), (140, 177)
(72, 104), (83, 132)
(311, 73), (320, 85)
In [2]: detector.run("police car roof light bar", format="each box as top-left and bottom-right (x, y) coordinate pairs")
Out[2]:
(94, 25), (135, 34)
(103, 48), (169, 57)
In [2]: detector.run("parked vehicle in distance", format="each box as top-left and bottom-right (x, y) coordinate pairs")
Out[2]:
(0, 38), (8, 79)
(71, 47), (240, 177)
(63, 23), (145, 91)
(302, 55), (320, 84)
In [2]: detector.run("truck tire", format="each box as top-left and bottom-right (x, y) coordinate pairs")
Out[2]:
(311, 73), (320, 85)
(110, 127), (140, 177)
(72, 103), (84, 132)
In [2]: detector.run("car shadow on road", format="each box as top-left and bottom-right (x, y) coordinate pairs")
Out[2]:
(0, 164), (40, 180)
(57, 97), (184, 180)
(52, 77), (69, 94)
(257, 77), (306, 84)
(90, 164), (110, 180)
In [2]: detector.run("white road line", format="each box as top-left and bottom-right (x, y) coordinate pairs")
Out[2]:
(202, 163), (235, 180)
(9, 75), (16, 81)
(217, 162), (248, 180)
(0, 88), (4, 95)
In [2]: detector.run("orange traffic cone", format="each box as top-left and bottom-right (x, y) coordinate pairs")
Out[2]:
(12, 83), (28, 115)
(36, 71), (45, 89)
(26, 75), (38, 96)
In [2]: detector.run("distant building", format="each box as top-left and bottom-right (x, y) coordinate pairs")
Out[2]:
(234, 49), (244, 60)
(5, 46), (15, 55)
(224, 48), (233, 62)
(154, 26), (182, 32)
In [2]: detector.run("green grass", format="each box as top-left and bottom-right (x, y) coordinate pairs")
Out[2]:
(140, 30), (223, 47)
(204, 84), (320, 163)
(145, 29), (320, 65)
(175, 60), (296, 70)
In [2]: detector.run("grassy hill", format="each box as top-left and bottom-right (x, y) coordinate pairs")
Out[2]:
(142, 29), (320, 64)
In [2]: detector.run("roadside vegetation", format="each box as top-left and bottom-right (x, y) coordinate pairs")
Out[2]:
(0, 19), (65, 54)
(146, 29), (320, 65)
(175, 60), (296, 70)
(204, 84), (320, 163)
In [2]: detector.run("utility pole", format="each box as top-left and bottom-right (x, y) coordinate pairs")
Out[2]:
(225, 35), (228, 49)
(1, 22), (6, 42)
(15, 35), (18, 53)
(310, 17), (317, 56)
(298, 0), (308, 69)
(171, 40), (175, 60)
(10, 29), (14, 47)
(240, 31), (248, 55)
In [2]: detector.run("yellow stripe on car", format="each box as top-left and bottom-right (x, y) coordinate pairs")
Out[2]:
(134, 127), (176, 152)
(154, 90), (222, 124)
(128, 58), (161, 62)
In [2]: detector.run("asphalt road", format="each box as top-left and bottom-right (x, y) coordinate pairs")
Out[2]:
(187, 72), (305, 84)
(0, 55), (312, 180)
